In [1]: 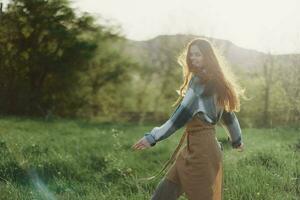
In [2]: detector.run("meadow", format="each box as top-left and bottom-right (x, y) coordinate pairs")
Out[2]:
(0, 116), (299, 200)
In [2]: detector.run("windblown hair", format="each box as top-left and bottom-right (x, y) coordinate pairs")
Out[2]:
(139, 38), (248, 182)
(172, 37), (246, 112)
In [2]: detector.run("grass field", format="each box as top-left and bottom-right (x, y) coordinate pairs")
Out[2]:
(0, 116), (299, 200)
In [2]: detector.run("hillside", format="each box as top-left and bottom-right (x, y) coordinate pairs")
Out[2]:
(118, 34), (300, 74)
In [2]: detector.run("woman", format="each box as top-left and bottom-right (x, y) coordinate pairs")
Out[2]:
(132, 38), (245, 200)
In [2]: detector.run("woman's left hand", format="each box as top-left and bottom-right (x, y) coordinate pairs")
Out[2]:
(236, 142), (245, 152)
(131, 136), (151, 151)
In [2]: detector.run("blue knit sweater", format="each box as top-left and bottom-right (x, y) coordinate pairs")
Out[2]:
(144, 74), (243, 148)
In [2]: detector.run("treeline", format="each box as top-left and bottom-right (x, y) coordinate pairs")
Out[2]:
(0, 0), (299, 128)
(115, 37), (300, 128)
(233, 54), (300, 128)
(0, 0), (138, 118)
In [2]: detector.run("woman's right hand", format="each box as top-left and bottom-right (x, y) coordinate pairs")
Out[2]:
(131, 136), (151, 151)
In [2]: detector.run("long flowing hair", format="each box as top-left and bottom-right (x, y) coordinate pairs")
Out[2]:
(172, 37), (246, 112)
(139, 37), (247, 182)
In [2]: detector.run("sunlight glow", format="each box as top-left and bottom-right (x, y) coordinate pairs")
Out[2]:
(1, 0), (299, 54)
(71, 0), (300, 54)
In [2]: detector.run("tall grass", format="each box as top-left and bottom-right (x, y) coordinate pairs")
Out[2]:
(0, 116), (299, 199)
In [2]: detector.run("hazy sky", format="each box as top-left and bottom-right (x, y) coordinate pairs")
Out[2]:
(2, 0), (300, 54)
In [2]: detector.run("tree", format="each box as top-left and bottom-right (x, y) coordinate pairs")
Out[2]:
(0, 0), (121, 116)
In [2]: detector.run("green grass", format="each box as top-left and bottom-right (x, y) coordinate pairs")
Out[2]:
(0, 116), (299, 200)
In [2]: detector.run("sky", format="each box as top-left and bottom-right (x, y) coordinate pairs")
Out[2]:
(1, 0), (300, 54)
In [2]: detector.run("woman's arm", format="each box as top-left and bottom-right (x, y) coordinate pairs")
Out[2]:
(144, 75), (204, 146)
(221, 110), (243, 148)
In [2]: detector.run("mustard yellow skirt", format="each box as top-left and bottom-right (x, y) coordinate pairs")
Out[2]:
(165, 116), (224, 200)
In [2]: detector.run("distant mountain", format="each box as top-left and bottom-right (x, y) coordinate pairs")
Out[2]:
(118, 34), (300, 74)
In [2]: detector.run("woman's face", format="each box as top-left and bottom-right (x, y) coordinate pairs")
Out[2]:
(189, 44), (204, 71)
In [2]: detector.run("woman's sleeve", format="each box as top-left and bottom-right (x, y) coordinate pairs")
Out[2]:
(220, 110), (243, 148)
(144, 75), (204, 146)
